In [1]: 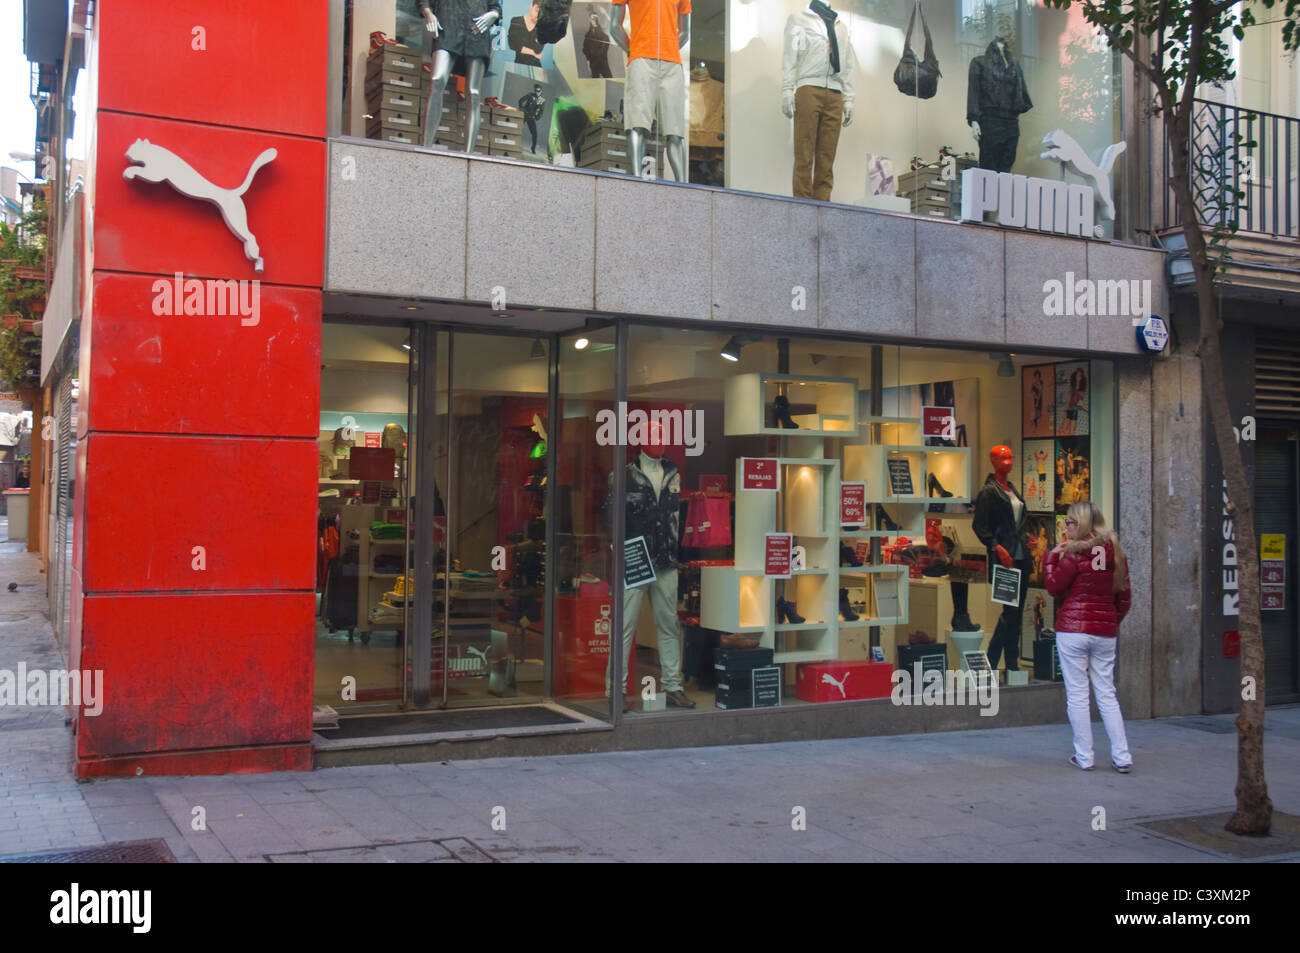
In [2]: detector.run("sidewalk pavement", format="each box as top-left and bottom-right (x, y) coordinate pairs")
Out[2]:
(2, 540), (1298, 863)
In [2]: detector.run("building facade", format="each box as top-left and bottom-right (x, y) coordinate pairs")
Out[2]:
(21, 0), (1292, 778)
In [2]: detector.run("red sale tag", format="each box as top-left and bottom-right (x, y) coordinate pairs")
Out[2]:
(765, 533), (793, 578)
(1222, 630), (1239, 658)
(364, 432), (382, 448)
(841, 482), (866, 525)
(1262, 587), (1285, 611)
(922, 406), (955, 438)
(742, 458), (780, 491)
(1261, 559), (1285, 586)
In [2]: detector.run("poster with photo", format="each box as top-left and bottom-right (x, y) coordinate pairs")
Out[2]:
(1023, 515), (1055, 587)
(1055, 362), (1090, 436)
(502, 70), (555, 156)
(1055, 437), (1091, 509)
(1021, 439), (1055, 512)
(1022, 365), (1055, 438)
(1021, 588), (1055, 658)
(571, 2), (626, 79)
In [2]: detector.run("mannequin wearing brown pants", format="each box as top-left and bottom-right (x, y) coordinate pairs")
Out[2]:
(792, 85), (843, 200)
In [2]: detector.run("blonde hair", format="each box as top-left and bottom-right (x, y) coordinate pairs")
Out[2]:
(1067, 501), (1128, 591)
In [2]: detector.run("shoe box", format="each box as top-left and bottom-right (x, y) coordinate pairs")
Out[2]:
(366, 45), (424, 80)
(367, 127), (422, 146)
(714, 684), (752, 709)
(487, 105), (525, 137)
(367, 108), (421, 134)
(713, 646), (774, 709)
(795, 660), (893, 702)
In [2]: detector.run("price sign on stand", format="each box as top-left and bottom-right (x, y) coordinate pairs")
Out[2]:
(922, 406), (955, 439)
(741, 458), (780, 491)
(991, 565), (1023, 606)
(751, 666), (781, 707)
(840, 482), (866, 526)
(764, 533), (793, 578)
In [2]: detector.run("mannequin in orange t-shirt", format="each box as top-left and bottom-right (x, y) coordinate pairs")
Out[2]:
(611, 0), (691, 181)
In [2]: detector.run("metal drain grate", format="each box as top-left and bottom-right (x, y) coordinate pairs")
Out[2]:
(0, 839), (177, 863)
(265, 837), (498, 863)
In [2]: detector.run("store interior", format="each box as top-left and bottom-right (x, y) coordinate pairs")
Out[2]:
(316, 321), (1114, 719)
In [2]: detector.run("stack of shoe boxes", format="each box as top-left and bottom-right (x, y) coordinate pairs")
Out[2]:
(898, 164), (951, 217)
(483, 104), (525, 158)
(577, 119), (632, 174)
(714, 646), (775, 709)
(430, 87), (467, 149)
(364, 45), (424, 146)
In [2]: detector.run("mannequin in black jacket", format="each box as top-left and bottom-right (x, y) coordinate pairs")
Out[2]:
(601, 426), (694, 709)
(966, 36), (1032, 172)
(972, 445), (1030, 672)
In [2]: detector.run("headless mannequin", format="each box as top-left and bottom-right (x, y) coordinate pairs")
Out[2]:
(966, 38), (1011, 149)
(610, 7), (690, 181)
(781, 0), (854, 201)
(421, 4), (502, 152)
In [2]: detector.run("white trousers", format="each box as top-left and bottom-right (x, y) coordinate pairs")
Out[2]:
(606, 568), (683, 694)
(1055, 631), (1132, 768)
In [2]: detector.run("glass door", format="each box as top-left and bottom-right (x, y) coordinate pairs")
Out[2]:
(315, 322), (416, 710)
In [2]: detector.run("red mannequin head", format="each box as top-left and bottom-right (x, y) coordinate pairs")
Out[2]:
(643, 421), (667, 458)
(924, 518), (943, 551)
(990, 445), (1013, 475)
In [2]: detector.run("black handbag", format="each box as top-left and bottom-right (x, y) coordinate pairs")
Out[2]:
(536, 0), (572, 44)
(893, 2), (941, 99)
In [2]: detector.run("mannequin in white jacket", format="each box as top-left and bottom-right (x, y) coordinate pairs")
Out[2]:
(781, 0), (856, 200)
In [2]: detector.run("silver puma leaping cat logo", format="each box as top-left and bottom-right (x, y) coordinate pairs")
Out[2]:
(1040, 130), (1126, 222)
(123, 139), (277, 272)
(821, 671), (849, 699)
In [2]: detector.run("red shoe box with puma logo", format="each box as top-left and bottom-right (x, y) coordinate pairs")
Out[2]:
(796, 660), (893, 702)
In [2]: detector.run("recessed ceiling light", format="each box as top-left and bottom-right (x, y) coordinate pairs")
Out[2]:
(574, 337), (590, 350)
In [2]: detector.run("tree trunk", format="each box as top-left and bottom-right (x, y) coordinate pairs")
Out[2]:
(1167, 106), (1272, 836)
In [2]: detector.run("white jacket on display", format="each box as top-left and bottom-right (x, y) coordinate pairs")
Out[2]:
(781, 8), (856, 108)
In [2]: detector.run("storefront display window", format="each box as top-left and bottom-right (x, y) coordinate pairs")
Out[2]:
(336, 0), (1121, 230)
(605, 326), (1115, 714)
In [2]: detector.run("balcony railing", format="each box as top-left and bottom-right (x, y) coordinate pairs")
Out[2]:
(1163, 99), (1300, 240)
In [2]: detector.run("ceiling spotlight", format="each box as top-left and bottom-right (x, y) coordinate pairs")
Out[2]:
(530, 338), (545, 359)
(402, 335), (412, 351)
(989, 352), (1015, 377)
(721, 333), (760, 362)
(574, 337), (589, 350)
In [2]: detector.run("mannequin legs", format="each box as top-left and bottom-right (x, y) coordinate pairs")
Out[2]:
(628, 129), (685, 181)
(977, 116), (1020, 172)
(421, 51), (487, 152)
(605, 568), (684, 697)
(792, 85), (842, 200)
(986, 557), (1030, 670)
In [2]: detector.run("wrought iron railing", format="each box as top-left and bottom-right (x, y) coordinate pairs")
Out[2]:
(1164, 99), (1300, 240)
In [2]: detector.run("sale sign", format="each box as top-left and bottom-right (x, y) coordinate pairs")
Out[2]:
(1262, 587), (1285, 611)
(765, 533), (793, 578)
(742, 457), (780, 491)
(1261, 560), (1285, 586)
(841, 482), (866, 526)
(922, 406), (955, 438)
(364, 432), (382, 448)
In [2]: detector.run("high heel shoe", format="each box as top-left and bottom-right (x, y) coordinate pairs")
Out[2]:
(839, 542), (862, 567)
(772, 394), (799, 430)
(876, 507), (904, 532)
(838, 588), (859, 622)
(927, 473), (953, 499)
(775, 597), (805, 624)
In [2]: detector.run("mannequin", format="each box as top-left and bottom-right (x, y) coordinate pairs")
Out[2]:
(611, 0), (691, 181)
(966, 35), (1032, 173)
(972, 444), (1030, 671)
(781, 0), (856, 201)
(601, 423), (695, 708)
(420, 0), (503, 151)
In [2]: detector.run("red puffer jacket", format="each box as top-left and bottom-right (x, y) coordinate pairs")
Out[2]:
(1044, 535), (1131, 637)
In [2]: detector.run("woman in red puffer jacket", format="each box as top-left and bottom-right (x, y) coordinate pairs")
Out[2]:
(1045, 501), (1132, 774)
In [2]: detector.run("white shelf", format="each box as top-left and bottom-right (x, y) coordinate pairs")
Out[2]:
(724, 373), (858, 436)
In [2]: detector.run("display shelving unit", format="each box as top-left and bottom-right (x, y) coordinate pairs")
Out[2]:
(702, 375), (976, 668)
